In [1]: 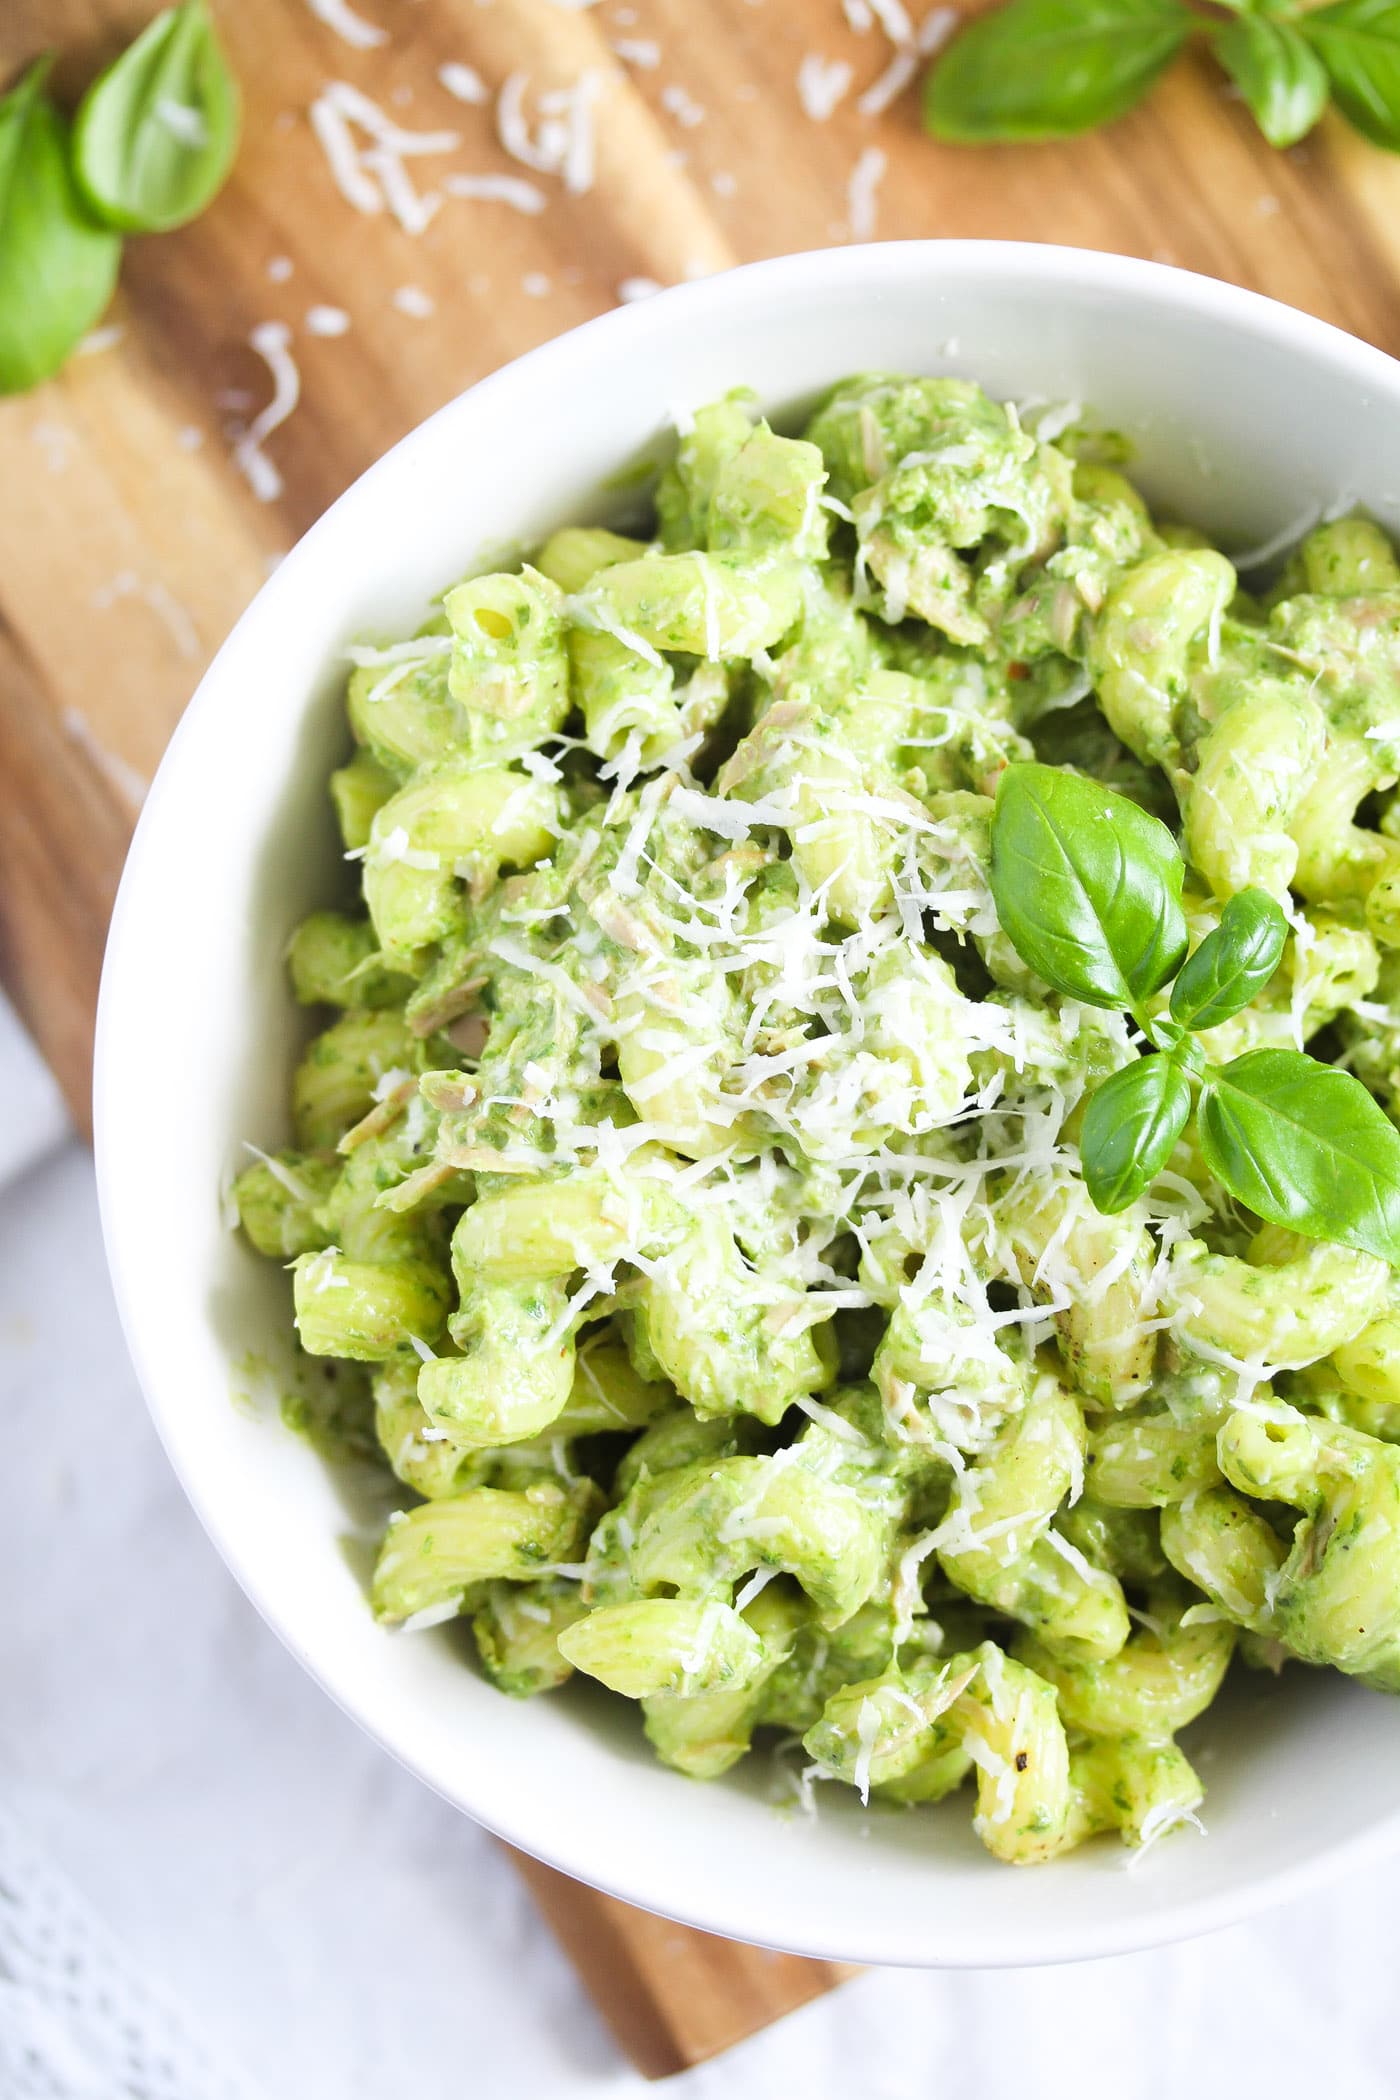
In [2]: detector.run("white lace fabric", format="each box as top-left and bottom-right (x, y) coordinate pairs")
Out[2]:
(0, 1807), (267, 2100)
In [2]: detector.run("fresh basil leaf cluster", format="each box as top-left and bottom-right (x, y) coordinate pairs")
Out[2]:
(989, 764), (1400, 1265)
(925, 0), (1400, 158)
(0, 2), (238, 398)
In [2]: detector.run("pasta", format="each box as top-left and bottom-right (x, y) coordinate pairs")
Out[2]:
(234, 373), (1400, 1866)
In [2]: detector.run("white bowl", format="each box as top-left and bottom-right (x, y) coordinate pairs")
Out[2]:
(96, 242), (1400, 1967)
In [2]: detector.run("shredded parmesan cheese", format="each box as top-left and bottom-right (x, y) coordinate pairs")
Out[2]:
(304, 0), (388, 48)
(437, 61), (489, 102)
(231, 322), (300, 503)
(445, 171), (548, 213)
(497, 70), (606, 193)
(308, 82), (460, 228)
(847, 145), (887, 241)
(797, 53), (854, 121)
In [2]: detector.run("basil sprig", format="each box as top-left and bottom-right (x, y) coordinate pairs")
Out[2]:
(922, 0), (1192, 145)
(0, 58), (122, 396)
(73, 0), (240, 235)
(989, 763), (1400, 1262)
(923, 0), (1400, 160)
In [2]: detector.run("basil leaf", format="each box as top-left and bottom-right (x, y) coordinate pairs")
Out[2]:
(1198, 1049), (1400, 1262)
(73, 0), (240, 234)
(1080, 1056), (1193, 1214)
(923, 0), (1194, 144)
(0, 58), (122, 396)
(989, 763), (1189, 1010)
(1213, 14), (1330, 144)
(1301, 0), (1400, 150)
(1169, 888), (1288, 1032)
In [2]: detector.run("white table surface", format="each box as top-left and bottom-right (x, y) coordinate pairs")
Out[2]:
(1, 993), (1396, 2100)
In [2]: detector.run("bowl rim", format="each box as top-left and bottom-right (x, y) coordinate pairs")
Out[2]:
(95, 239), (1400, 1967)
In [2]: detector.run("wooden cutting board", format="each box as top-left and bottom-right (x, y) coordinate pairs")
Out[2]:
(6, 0), (1400, 2073)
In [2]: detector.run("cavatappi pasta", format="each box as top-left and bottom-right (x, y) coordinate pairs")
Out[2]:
(234, 375), (1400, 1865)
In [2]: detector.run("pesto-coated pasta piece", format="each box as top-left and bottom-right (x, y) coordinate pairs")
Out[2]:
(293, 1246), (451, 1360)
(1322, 1281), (1400, 1420)
(471, 1578), (590, 1696)
(330, 748), (397, 851)
(232, 1150), (337, 1259)
(288, 910), (410, 1010)
(1085, 1370), (1236, 1507)
(634, 1211), (837, 1424)
(373, 1355), (479, 1500)
(1296, 516), (1400, 597)
(451, 1171), (668, 1282)
(708, 423), (829, 560)
(534, 526), (649, 594)
(1289, 735), (1400, 944)
(346, 642), (468, 778)
(656, 393), (757, 549)
(1166, 1228), (1389, 1370)
(998, 1182), (1158, 1404)
(291, 1110), (454, 1360)
(371, 1479), (596, 1623)
(961, 1645), (1074, 1866)
(1216, 1408), (1400, 1689)
(557, 1597), (768, 1699)
(1064, 1735), (1204, 1851)
(291, 1008), (419, 1151)
(628, 1452), (885, 1627)
(556, 1336), (675, 1435)
(873, 1290), (1027, 1454)
(1184, 683), (1326, 903)
(1087, 549), (1235, 786)
(641, 1583), (807, 1778)
(573, 550), (806, 662)
(1160, 1486), (1287, 1635)
(1297, 1373), (1400, 1447)
(1014, 1586), (1234, 1739)
(419, 1280), (578, 1446)
(1056, 1498), (1167, 1584)
(804, 1651), (980, 1793)
(935, 1373), (1130, 1660)
(363, 763), (562, 968)
(442, 566), (570, 756)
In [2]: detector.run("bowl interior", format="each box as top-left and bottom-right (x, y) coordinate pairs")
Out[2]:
(96, 243), (1400, 1967)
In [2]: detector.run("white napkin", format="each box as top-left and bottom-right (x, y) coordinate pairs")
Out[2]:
(0, 994), (69, 1186)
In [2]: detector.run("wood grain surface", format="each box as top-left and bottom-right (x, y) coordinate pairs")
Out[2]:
(509, 1850), (859, 2078)
(6, 0), (1400, 2072)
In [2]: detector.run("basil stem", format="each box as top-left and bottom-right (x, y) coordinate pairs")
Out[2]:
(73, 0), (240, 234)
(0, 57), (122, 396)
